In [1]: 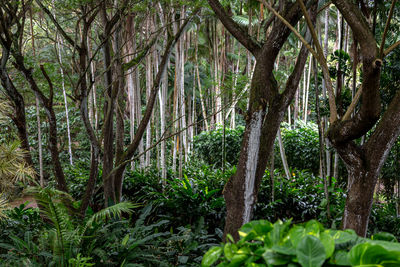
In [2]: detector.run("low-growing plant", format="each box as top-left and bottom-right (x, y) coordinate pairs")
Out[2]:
(254, 169), (346, 228)
(202, 219), (400, 267)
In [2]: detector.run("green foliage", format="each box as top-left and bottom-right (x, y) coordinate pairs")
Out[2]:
(202, 219), (400, 266)
(0, 141), (35, 194)
(193, 126), (244, 168)
(254, 169), (345, 227)
(0, 187), (136, 266)
(279, 122), (320, 174)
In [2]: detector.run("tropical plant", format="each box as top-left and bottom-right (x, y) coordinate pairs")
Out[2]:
(0, 187), (137, 266)
(201, 219), (400, 267)
(0, 141), (35, 194)
(0, 195), (8, 220)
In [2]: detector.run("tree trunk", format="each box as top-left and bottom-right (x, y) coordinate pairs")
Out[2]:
(0, 51), (34, 170)
(342, 166), (378, 236)
(100, 4), (117, 206)
(56, 37), (73, 166)
(208, 0), (317, 240)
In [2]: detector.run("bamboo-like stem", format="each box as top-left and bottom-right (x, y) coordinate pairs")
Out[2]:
(342, 86), (362, 121)
(261, 0), (317, 58)
(384, 40), (400, 57)
(379, 0), (396, 58)
(296, 0), (338, 123)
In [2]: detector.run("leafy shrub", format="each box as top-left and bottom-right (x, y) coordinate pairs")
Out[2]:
(0, 187), (136, 266)
(369, 201), (400, 238)
(193, 126), (244, 168)
(0, 202), (44, 251)
(278, 122), (320, 174)
(202, 219), (400, 267)
(254, 169), (345, 228)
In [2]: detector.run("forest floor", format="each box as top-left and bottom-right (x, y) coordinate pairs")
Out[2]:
(8, 196), (37, 208)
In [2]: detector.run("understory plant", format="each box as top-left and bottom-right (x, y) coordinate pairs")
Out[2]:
(0, 187), (136, 266)
(202, 219), (400, 267)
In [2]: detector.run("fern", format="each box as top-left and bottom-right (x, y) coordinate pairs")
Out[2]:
(85, 202), (139, 227)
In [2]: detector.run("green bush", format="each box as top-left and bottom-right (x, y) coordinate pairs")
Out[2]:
(193, 126), (244, 168)
(202, 219), (400, 267)
(279, 122), (320, 174)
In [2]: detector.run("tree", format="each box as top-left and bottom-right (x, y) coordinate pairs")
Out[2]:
(208, 0), (317, 239)
(0, 1), (68, 193)
(326, 0), (400, 236)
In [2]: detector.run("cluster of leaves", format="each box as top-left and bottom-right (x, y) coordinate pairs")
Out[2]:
(0, 141), (35, 195)
(202, 219), (400, 267)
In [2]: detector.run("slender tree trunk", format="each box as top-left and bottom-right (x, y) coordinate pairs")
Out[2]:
(278, 128), (290, 179)
(195, 33), (209, 131)
(314, 57), (330, 218)
(145, 16), (153, 168)
(113, 14), (126, 203)
(56, 37), (73, 166)
(303, 57), (312, 123)
(0, 50), (34, 171)
(28, 10), (44, 185)
(100, 3), (116, 206)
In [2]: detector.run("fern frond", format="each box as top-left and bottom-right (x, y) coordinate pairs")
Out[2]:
(86, 202), (139, 228)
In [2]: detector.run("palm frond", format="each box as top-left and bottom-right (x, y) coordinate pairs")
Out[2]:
(0, 194), (9, 220)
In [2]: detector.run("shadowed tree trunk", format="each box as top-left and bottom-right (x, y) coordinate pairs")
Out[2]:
(0, 49), (33, 168)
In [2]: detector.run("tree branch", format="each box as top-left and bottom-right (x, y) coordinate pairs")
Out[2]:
(34, 0), (80, 50)
(342, 85), (362, 121)
(208, 0), (261, 55)
(39, 65), (54, 106)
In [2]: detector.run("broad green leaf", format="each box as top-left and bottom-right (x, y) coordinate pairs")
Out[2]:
(224, 243), (236, 261)
(262, 249), (293, 266)
(305, 220), (323, 237)
(268, 219), (292, 246)
(320, 232), (335, 258)
(368, 239), (400, 252)
(371, 232), (398, 242)
(272, 240), (296, 256)
(330, 250), (350, 266)
(327, 229), (358, 245)
(289, 225), (306, 248)
(349, 242), (400, 266)
(296, 235), (326, 267)
(238, 220), (273, 242)
(229, 253), (248, 266)
(201, 246), (223, 267)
